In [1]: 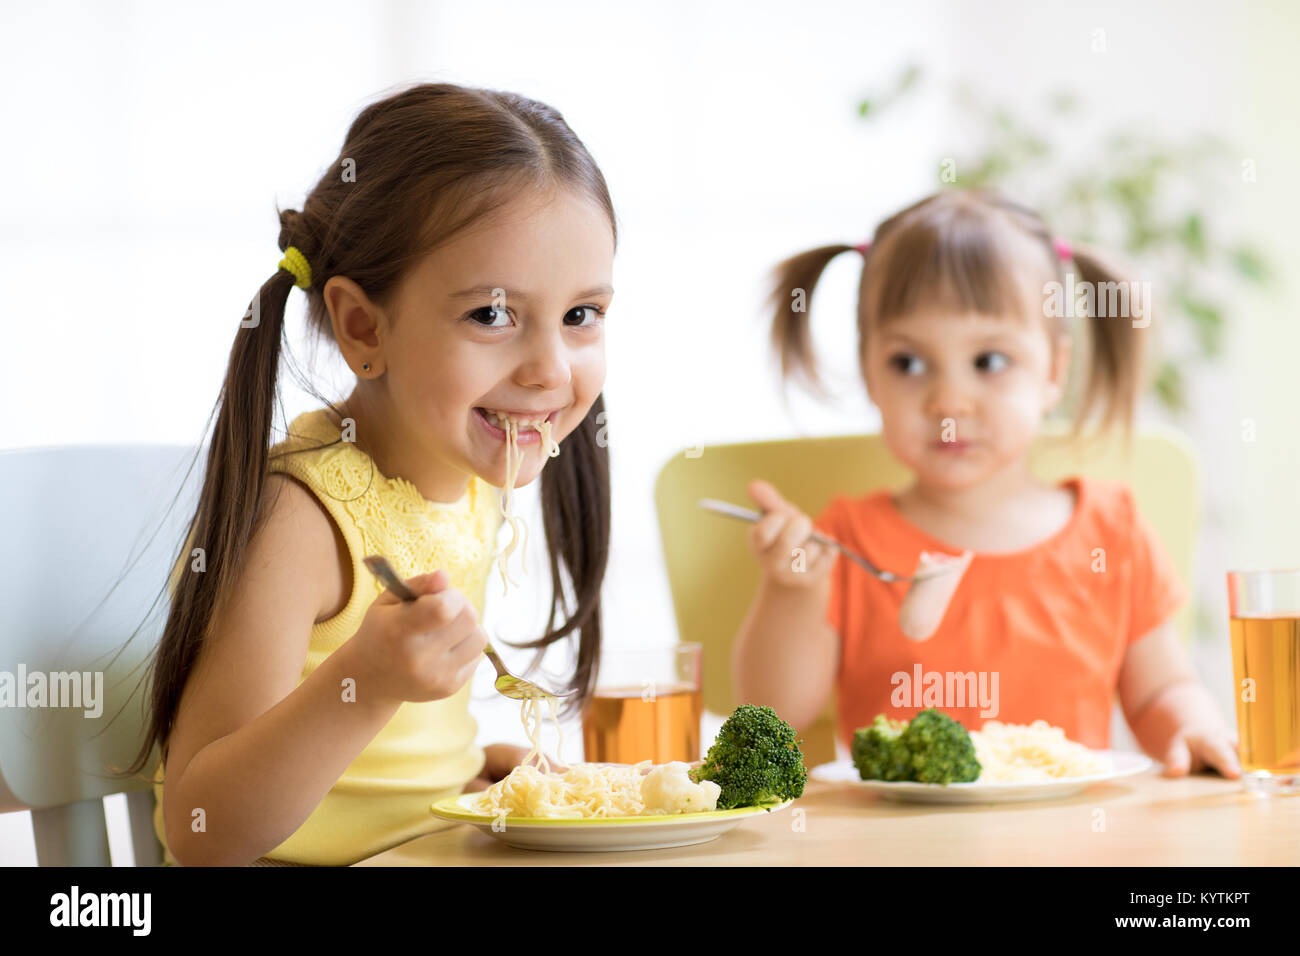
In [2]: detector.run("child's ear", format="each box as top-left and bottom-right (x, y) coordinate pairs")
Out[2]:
(324, 275), (387, 376)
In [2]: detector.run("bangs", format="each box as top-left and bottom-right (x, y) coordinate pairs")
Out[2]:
(867, 206), (1045, 329)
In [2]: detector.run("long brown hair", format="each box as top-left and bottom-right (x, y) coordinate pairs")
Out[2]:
(768, 188), (1149, 446)
(118, 83), (616, 780)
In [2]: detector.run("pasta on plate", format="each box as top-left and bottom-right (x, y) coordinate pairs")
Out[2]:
(468, 694), (722, 818)
(969, 720), (1112, 782)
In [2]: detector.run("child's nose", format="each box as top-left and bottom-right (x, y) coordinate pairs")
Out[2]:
(923, 376), (974, 420)
(517, 334), (572, 390)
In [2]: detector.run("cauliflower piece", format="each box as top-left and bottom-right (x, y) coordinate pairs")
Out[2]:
(639, 761), (721, 814)
(898, 549), (973, 641)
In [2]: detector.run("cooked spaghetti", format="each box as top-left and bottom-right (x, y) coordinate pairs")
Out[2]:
(470, 760), (654, 818)
(519, 692), (563, 775)
(538, 419), (561, 458)
(495, 419), (527, 593)
(969, 720), (1112, 782)
(469, 691), (721, 818)
(494, 417), (560, 595)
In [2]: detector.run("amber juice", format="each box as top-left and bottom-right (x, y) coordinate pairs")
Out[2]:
(1229, 616), (1300, 773)
(581, 684), (703, 764)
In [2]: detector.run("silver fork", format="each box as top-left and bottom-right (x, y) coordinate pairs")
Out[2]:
(698, 498), (960, 584)
(362, 554), (572, 700)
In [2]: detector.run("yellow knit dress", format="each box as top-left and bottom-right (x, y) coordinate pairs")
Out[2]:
(152, 407), (503, 865)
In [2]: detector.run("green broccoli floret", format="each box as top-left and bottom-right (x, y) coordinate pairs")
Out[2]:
(851, 709), (981, 784)
(900, 709), (981, 783)
(851, 715), (912, 781)
(689, 704), (808, 808)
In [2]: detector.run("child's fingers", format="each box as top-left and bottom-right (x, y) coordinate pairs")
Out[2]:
(809, 542), (838, 577)
(401, 569), (450, 598)
(751, 510), (789, 551)
(1161, 736), (1192, 777)
(418, 588), (473, 630)
(375, 568), (449, 604)
(1190, 733), (1242, 779)
(775, 513), (813, 563)
(747, 479), (789, 513)
(447, 623), (490, 669)
(412, 569), (450, 593)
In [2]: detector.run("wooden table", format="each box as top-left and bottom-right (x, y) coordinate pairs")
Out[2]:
(356, 769), (1299, 865)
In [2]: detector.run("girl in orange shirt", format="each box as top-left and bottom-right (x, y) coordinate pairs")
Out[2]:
(733, 189), (1240, 778)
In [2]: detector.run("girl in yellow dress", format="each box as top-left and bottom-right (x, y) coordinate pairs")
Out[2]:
(122, 83), (616, 865)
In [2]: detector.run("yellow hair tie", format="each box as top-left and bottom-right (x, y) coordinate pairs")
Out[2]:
(279, 245), (312, 289)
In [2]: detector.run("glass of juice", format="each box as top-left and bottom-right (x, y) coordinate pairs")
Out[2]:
(581, 643), (703, 764)
(1226, 570), (1300, 794)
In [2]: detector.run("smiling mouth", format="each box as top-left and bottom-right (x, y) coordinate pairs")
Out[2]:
(476, 408), (556, 429)
(473, 408), (565, 445)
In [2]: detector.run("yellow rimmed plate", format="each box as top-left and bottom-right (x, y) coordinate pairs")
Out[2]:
(430, 792), (794, 852)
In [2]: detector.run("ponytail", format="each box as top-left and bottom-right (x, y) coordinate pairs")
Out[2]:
(119, 212), (300, 777)
(767, 244), (859, 397)
(1064, 243), (1150, 449)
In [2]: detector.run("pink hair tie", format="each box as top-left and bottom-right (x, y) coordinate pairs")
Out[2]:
(1053, 238), (1073, 261)
(855, 240), (872, 257)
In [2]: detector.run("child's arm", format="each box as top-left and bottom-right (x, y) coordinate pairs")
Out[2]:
(163, 475), (485, 865)
(1118, 619), (1241, 778)
(732, 480), (839, 731)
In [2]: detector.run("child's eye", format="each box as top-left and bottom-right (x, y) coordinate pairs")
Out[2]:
(564, 305), (605, 327)
(976, 351), (1010, 372)
(889, 353), (926, 375)
(467, 306), (513, 328)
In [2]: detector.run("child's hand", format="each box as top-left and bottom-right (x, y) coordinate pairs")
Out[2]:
(462, 742), (568, 792)
(1160, 725), (1242, 780)
(347, 569), (489, 706)
(1132, 680), (1243, 779)
(746, 479), (836, 589)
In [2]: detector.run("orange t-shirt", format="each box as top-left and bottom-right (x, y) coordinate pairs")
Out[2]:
(812, 476), (1189, 751)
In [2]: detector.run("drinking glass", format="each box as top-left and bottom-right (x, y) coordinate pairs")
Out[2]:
(580, 643), (703, 763)
(1226, 569), (1300, 794)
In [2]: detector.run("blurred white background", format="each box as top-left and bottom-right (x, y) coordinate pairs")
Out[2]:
(2, 0), (1296, 864)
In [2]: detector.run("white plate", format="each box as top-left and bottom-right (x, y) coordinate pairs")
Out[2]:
(430, 793), (794, 851)
(810, 751), (1153, 803)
